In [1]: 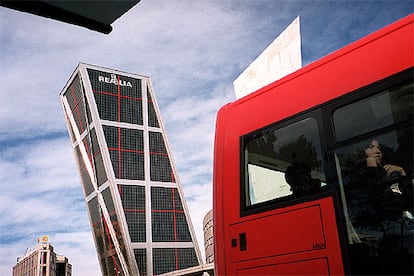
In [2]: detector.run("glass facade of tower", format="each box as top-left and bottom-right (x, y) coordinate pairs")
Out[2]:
(60, 63), (201, 276)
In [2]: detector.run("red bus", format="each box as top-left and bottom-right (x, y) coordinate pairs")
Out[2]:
(213, 13), (413, 275)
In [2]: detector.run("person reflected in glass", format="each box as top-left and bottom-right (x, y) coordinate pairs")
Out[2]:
(285, 162), (321, 196)
(349, 139), (413, 274)
(363, 139), (412, 218)
(358, 139), (413, 225)
(365, 139), (406, 178)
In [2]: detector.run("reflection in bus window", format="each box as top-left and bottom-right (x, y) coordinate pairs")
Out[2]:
(333, 82), (413, 141)
(244, 118), (326, 207)
(247, 164), (292, 204)
(334, 83), (413, 275)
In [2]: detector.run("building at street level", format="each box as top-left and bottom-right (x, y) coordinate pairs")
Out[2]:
(203, 210), (214, 264)
(13, 236), (72, 276)
(60, 63), (202, 275)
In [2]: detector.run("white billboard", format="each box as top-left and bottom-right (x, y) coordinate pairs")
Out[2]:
(234, 16), (302, 99)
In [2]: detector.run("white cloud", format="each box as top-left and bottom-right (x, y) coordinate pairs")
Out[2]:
(0, 137), (79, 191)
(52, 232), (101, 275)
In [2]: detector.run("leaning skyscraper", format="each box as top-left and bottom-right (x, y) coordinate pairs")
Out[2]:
(60, 63), (202, 275)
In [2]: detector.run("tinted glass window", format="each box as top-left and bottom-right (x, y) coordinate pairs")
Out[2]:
(103, 125), (145, 180)
(151, 187), (191, 242)
(134, 249), (147, 275)
(149, 132), (175, 182)
(244, 118), (325, 207)
(148, 89), (160, 128)
(333, 81), (413, 275)
(120, 185), (146, 242)
(64, 73), (90, 135)
(87, 69), (143, 125)
(333, 82), (413, 141)
(153, 248), (198, 275)
(334, 129), (413, 275)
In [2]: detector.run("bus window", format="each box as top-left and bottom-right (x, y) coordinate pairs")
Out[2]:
(333, 85), (413, 275)
(333, 82), (413, 141)
(243, 118), (326, 209)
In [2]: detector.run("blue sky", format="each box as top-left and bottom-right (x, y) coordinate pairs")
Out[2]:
(0, 1), (412, 274)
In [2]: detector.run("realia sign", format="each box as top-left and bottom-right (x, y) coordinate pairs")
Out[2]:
(98, 74), (132, 87)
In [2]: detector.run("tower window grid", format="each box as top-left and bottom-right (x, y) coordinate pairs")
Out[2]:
(60, 63), (201, 276)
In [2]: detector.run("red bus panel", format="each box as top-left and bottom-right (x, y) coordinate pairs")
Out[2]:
(229, 197), (344, 275)
(237, 258), (329, 275)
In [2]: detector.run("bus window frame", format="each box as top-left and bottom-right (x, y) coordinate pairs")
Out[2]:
(240, 108), (330, 217)
(239, 66), (413, 235)
(324, 68), (413, 147)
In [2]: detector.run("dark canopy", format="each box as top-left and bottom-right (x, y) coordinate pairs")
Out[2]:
(1, 0), (140, 34)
